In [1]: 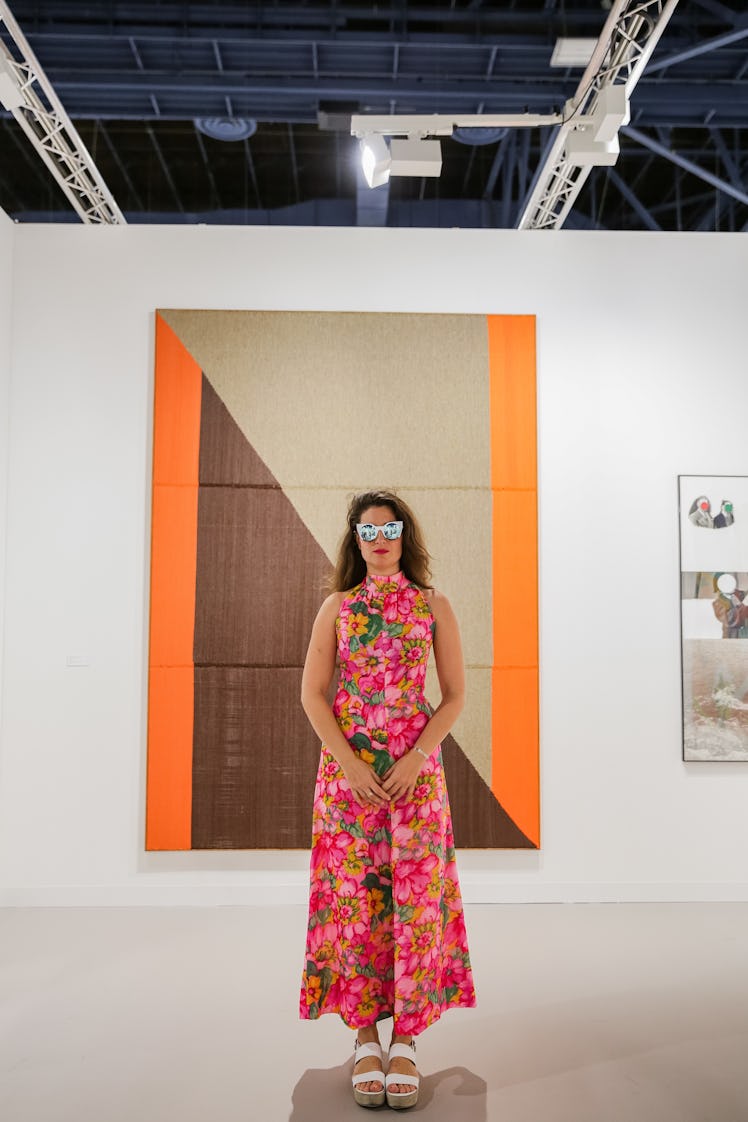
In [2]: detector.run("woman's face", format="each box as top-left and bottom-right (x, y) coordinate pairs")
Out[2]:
(356, 504), (403, 574)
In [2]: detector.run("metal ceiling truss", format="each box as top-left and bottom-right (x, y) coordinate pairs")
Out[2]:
(518, 0), (681, 229)
(623, 123), (748, 208)
(0, 1), (123, 223)
(0, 1), (745, 231)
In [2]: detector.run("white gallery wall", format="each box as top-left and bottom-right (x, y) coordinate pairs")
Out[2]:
(0, 222), (747, 906)
(0, 209), (14, 760)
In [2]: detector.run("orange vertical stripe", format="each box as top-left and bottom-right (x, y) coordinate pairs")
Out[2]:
(145, 314), (202, 851)
(487, 315), (540, 847)
(488, 316), (537, 490)
(492, 490), (538, 668)
(491, 667), (539, 837)
(147, 667), (196, 850)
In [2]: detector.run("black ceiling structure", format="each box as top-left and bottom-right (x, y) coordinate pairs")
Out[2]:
(0, 0), (746, 231)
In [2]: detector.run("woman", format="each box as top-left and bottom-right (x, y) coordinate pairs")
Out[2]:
(299, 489), (476, 1110)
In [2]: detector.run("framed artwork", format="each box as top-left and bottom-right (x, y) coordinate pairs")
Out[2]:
(145, 310), (540, 848)
(679, 474), (748, 761)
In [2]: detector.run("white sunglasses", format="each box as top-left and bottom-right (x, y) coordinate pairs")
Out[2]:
(355, 521), (404, 542)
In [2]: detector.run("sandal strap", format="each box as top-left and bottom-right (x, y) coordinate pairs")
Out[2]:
(385, 1073), (420, 1090)
(353, 1040), (383, 1062)
(352, 1069), (386, 1088)
(388, 1042), (417, 1062)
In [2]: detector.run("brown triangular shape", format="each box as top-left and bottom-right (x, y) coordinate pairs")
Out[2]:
(192, 374), (330, 847)
(199, 373), (278, 487)
(442, 733), (535, 848)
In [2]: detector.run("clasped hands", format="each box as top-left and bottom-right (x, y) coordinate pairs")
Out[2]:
(345, 750), (426, 807)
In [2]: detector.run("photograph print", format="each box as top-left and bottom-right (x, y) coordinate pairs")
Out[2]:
(679, 474), (748, 761)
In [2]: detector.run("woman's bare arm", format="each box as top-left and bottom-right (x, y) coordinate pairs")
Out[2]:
(300, 592), (389, 804)
(300, 593), (352, 767)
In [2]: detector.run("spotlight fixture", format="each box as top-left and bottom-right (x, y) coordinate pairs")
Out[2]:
(360, 134), (391, 188)
(389, 138), (442, 178)
(566, 85), (630, 167)
(359, 134), (443, 186)
(566, 131), (620, 166)
(591, 84), (630, 142)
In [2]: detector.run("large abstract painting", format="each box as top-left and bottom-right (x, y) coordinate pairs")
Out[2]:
(146, 311), (539, 848)
(680, 474), (748, 761)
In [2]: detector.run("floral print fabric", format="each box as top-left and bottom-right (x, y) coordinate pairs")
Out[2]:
(299, 570), (476, 1034)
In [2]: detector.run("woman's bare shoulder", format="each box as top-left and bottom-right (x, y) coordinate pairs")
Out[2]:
(422, 587), (454, 619)
(317, 590), (346, 618)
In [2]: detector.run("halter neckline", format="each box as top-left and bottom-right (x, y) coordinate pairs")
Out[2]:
(365, 569), (406, 586)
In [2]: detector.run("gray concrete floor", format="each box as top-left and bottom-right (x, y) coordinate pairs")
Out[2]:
(2, 903), (748, 1121)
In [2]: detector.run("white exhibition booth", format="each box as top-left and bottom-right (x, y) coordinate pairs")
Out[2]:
(0, 211), (747, 906)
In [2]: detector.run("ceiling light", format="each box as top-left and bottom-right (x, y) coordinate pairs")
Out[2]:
(194, 117), (257, 142)
(389, 138), (442, 178)
(0, 54), (24, 111)
(550, 38), (598, 68)
(360, 134), (391, 188)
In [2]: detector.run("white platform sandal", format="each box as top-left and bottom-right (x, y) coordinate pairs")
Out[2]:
(385, 1039), (419, 1110)
(352, 1038), (386, 1108)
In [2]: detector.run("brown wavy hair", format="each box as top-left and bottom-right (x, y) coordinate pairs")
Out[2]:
(330, 489), (432, 592)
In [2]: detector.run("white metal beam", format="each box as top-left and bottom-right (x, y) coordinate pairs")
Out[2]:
(350, 112), (563, 138)
(0, 1), (125, 224)
(517, 0), (681, 230)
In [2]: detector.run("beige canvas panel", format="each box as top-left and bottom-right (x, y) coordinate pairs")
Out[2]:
(425, 664), (492, 788)
(284, 485), (492, 668)
(278, 486), (348, 569)
(159, 310), (491, 489)
(397, 486), (492, 667)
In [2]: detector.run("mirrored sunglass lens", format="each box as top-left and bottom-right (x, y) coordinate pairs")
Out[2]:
(359, 524), (377, 541)
(383, 522), (401, 539)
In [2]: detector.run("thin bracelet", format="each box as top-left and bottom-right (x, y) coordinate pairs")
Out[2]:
(414, 747), (429, 761)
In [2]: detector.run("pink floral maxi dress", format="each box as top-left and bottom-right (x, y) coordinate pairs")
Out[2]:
(299, 570), (476, 1035)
